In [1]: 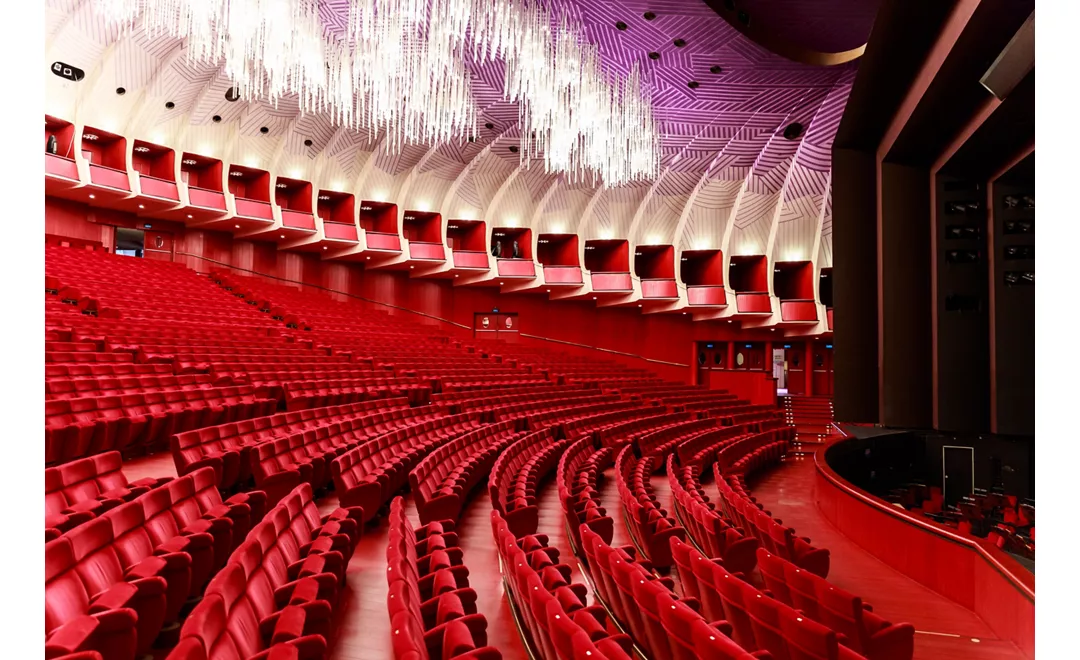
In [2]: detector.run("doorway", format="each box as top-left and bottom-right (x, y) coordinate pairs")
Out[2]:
(115, 227), (144, 257)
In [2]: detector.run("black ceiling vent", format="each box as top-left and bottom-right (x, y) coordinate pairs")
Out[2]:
(303, 139), (313, 147)
(115, 87), (126, 95)
(648, 51), (661, 60)
(710, 65), (723, 74)
(643, 11), (656, 20)
(509, 145), (519, 154)
(616, 21), (628, 31)
(51, 62), (85, 82)
(783, 122), (804, 140)
(212, 115), (222, 123)
(673, 38), (686, 48)
(259, 126), (269, 134)
(225, 87), (241, 102)
(165, 101), (175, 110)
(484, 122), (494, 130)
(687, 81), (700, 89)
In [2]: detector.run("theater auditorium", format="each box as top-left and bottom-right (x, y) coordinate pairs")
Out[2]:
(30, 1), (1045, 659)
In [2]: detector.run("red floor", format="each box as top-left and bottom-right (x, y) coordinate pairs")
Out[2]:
(740, 455), (1026, 660)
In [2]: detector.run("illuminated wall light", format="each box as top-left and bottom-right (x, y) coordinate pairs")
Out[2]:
(371, 191), (387, 202)
(551, 222), (566, 234)
(693, 239), (711, 250)
(186, 214), (193, 219)
(88, 194), (95, 199)
(182, 159), (197, 166)
(645, 234), (661, 245)
(133, 146), (150, 153)
(331, 181), (343, 191)
(415, 200), (430, 213)
(150, 133), (165, 145)
(599, 228), (614, 240)
(137, 204), (145, 209)
(198, 144), (213, 156)
(276, 183), (287, 188)
(289, 169), (302, 179)
(235, 224), (241, 228)
(244, 157), (259, 168)
(83, 133), (98, 141)
(229, 171), (243, 177)
(318, 195), (330, 201)
(504, 218), (519, 228)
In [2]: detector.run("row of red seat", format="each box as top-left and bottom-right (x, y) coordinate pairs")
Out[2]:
(526, 400), (641, 433)
(47, 373), (231, 401)
(488, 428), (568, 538)
(589, 409), (692, 447)
(757, 549), (915, 660)
(170, 398), (412, 489)
(613, 446), (685, 568)
(46, 363), (176, 379)
(672, 537), (867, 660)
(580, 526), (762, 660)
(168, 484), (364, 660)
(491, 511), (633, 659)
(46, 468), (266, 659)
(713, 431), (831, 578)
(46, 385), (278, 464)
(637, 417), (717, 458)
(558, 437), (619, 551)
(282, 377), (430, 410)
(410, 420), (523, 524)
(330, 412), (485, 522)
(46, 451), (172, 540)
(667, 455), (761, 575)
(387, 498), (503, 659)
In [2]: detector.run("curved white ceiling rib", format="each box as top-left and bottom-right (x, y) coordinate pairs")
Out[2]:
(45, 0), (858, 297)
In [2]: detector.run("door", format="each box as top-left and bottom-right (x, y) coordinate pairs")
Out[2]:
(943, 445), (975, 507)
(812, 342), (834, 395)
(143, 229), (174, 261)
(785, 345), (805, 395)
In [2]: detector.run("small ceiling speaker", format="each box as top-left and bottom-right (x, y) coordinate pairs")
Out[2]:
(225, 87), (241, 102)
(616, 21), (628, 30)
(980, 12), (1034, 100)
(783, 122), (804, 140)
(303, 139), (313, 147)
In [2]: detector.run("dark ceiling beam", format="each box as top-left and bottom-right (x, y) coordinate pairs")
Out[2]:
(834, 0), (959, 150)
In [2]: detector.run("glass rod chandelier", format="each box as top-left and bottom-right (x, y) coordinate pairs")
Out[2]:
(92, 0), (662, 186)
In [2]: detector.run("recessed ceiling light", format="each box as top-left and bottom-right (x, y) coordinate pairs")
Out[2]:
(673, 38), (686, 48)
(165, 101), (175, 109)
(182, 159), (197, 165)
(235, 224), (240, 228)
(688, 81), (700, 89)
(83, 133), (98, 141)
(230, 171), (243, 177)
(410, 266), (414, 269)
(318, 195), (330, 201)
(138, 204), (145, 209)
(615, 21), (628, 30)
(280, 234), (285, 239)
(88, 194), (95, 199)
(134, 146), (150, 153)
(276, 183), (287, 188)
(643, 11), (656, 20)
(593, 296), (597, 300)
(323, 246), (328, 250)
(648, 52), (661, 61)
(186, 214), (193, 219)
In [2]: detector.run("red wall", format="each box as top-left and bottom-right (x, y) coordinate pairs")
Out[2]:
(46, 197), (804, 384)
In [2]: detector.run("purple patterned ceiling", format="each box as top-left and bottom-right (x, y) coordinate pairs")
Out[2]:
(712, 0), (881, 54)
(46, 0), (865, 271)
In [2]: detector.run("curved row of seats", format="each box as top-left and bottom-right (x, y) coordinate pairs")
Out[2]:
(488, 428), (569, 538)
(169, 398), (412, 490)
(46, 451), (172, 540)
(712, 430), (831, 578)
(330, 412), (485, 522)
(46, 373), (232, 401)
(557, 437), (620, 550)
(673, 537), (915, 660)
(637, 417), (717, 459)
(167, 484), (364, 660)
(667, 455), (761, 575)
(46, 385), (277, 464)
(45, 468), (266, 659)
(410, 420), (523, 525)
(387, 498), (502, 659)
(491, 510), (633, 659)
(580, 526), (762, 660)
(613, 446), (685, 568)
(247, 405), (455, 505)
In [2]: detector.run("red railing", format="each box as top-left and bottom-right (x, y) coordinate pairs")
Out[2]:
(687, 285), (727, 306)
(188, 187), (227, 210)
(735, 292), (771, 313)
(641, 279), (678, 299)
(88, 164), (130, 191)
(281, 209), (316, 231)
(543, 265), (583, 284)
(323, 222), (358, 242)
(452, 250), (489, 269)
(497, 259), (535, 278)
(780, 299), (817, 321)
(234, 198), (273, 220)
(591, 271), (633, 291)
(45, 154), (79, 181)
(366, 231), (401, 251)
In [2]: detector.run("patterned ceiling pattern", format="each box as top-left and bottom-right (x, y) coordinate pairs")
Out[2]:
(45, 0), (866, 279)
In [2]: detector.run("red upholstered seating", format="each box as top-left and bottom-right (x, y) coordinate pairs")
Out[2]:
(491, 510), (633, 659)
(757, 549), (914, 660)
(387, 498), (502, 659)
(579, 525), (762, 660)
(170, 398), (411, 490)
(330, 412), (483, 522)
(46, 451), (172, 538)
(409, 420), (523, 524)
(489, 428), (568, 538)
(557, 437), (618, 550)
(671, 537), (868, 660)
(613, 446), (685, 568)
(166, 483), (362, 660)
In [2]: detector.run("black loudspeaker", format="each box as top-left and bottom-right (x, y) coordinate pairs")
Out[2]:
(980, 12), (1034, 100)
(46, 134), (58, 155)
(491, 240), (502, 258)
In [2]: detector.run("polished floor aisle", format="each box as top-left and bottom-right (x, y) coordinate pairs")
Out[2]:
(742, 456), (1026, 660)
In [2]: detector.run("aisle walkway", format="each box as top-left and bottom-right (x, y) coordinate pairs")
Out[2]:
(745, 456), (1025, 660)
